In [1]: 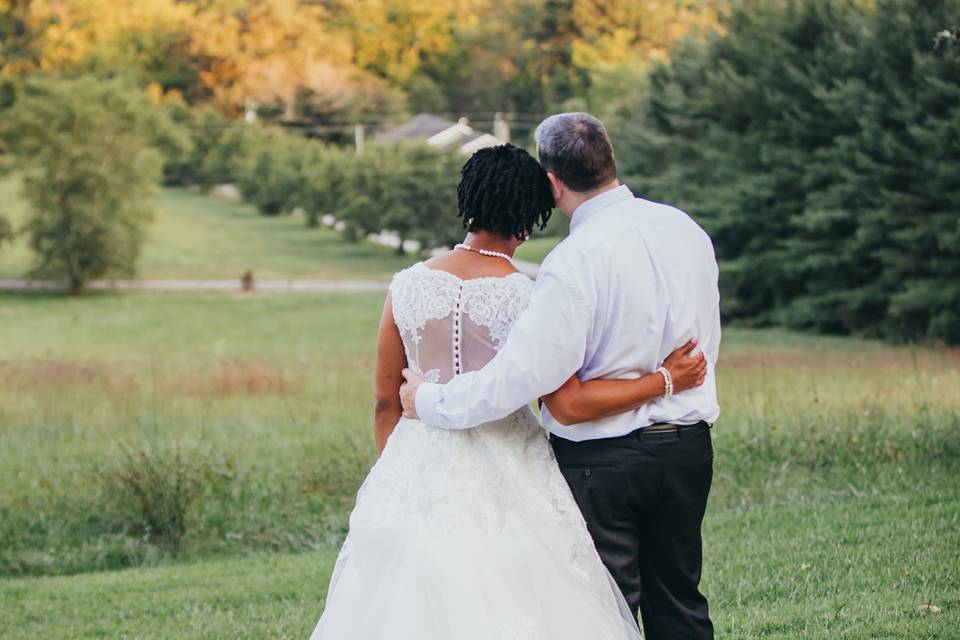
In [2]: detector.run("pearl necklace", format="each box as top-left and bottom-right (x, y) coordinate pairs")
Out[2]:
(454, 243), (514, 264)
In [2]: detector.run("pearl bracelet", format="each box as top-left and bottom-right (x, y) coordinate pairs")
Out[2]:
(657, 366), (674, 400)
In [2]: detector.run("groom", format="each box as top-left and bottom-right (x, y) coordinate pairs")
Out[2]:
(400, 112), (720, 640)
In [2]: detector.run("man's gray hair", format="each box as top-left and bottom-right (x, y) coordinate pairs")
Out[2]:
(535, 112), (617, 192)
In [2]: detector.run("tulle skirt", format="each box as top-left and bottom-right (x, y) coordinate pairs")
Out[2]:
(310, 408), (641, 640)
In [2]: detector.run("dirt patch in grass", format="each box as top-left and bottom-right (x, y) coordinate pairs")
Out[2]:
(0, 358), (135, 391)
(0, 358), (303, 397)
(167, 359), (302, 396)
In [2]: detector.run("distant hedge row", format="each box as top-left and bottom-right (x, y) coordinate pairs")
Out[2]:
(619, 0), (960, 344)
(164, 106), (466, 253)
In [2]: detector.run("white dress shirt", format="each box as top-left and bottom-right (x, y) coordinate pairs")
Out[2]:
(415, 185), (721, 441)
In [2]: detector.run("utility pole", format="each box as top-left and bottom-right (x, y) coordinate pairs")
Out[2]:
(354, 124), (365, 154)
(494, 112), (510, 143)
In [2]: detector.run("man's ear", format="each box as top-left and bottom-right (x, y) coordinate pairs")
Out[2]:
(546, 171), (564, 201)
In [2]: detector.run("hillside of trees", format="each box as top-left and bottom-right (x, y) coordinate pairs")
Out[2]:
(0, 0), (718, 133)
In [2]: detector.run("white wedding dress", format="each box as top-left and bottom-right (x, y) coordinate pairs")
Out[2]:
(310, 262), (641, 640)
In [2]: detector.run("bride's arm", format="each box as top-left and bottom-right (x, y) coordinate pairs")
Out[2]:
(374, 293), (406, 454)
(541, 339), (707, 426)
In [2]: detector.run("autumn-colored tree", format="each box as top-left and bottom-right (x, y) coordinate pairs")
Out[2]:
(403, 0), (716, 124)
(6, 0), (405, 123)
(3, 0), (722, 127)
(18, 0), (197, 92)
(570, 0), (718, 117)
(571, 0), (717, 70)
(337, 0), (458, 85)
(189, 0), (399, 120)
(0, 0), (42, 76)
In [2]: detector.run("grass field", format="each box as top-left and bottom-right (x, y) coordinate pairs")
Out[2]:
(515, 236), (563, 264)
(0, 175), (415, 281)
(1, 289), (958, 638)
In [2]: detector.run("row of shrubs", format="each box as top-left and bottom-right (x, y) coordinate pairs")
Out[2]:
(164, 105), (469, 252)
(0, 73), (546, 293)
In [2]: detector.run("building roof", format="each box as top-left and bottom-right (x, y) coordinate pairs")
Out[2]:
(375, 114), (508, 154)
(459, 133), (504, 155)
(375, 114), (455, 142)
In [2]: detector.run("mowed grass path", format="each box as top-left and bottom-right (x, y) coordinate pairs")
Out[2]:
(2, 291), (958, 637)
(0, 175), (415, 281)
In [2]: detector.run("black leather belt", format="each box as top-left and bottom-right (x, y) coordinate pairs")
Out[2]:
(637, 421), (711, 437)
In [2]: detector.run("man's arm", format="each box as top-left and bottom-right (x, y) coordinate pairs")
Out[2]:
(409, 264), (591, 430)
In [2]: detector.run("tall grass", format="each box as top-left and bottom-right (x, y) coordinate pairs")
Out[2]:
(98, 445), (211, 550)
(1, 293), (958, 580)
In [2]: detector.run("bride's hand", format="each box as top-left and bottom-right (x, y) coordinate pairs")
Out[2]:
(663, 338), (707, 393)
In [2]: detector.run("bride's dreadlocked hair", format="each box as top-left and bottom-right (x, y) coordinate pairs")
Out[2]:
(456, 144), (554, 240)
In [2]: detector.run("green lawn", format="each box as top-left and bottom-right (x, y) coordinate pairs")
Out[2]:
(0, 175), (415, 280)
(1, 551), (337, 639)
(515, 236), (562, 264)
(1, 287), (958, 637)
(1, 484), (955, 639)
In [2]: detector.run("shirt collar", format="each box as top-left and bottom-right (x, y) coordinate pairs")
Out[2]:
(569, 184), (634, 233)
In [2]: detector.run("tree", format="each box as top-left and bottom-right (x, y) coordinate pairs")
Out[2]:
(4, 0), (405, 124)
(190, 0), (404, 122)
(619, 0), (960, 344)
(227, 126), (320, 216)
(783, 0), (960, 343)
(377, 144), (463, 251)
(162, 102), (233, 186)
(3, 0), (722, 133)
(0, 215), (11, 249)
(415, 0), (589, 122)
(7, 0), (199, 91)
(0, 76), (188, 293)
(0, 0), (42, 76)
(0, 75), (15, 249)
(336, 143), (462, 252)
(301, 145), (350, 227)
(570, 0), (717, 118)
(338, 0), (458, 85)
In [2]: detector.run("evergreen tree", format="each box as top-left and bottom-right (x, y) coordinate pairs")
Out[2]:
(785, 0), (960, 343)
(620, 0), (960, 343)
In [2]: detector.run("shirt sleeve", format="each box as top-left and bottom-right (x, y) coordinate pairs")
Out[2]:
(415, 261), (591, 430)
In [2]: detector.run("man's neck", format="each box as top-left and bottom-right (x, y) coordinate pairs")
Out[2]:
(566, 179), (622, 218)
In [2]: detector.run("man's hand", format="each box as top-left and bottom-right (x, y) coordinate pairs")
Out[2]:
(399, 368), (423, 419)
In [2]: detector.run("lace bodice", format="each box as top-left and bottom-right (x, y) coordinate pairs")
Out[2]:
(390, 262), (534, 384)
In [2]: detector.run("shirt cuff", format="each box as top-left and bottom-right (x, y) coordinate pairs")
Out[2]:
(415, 382), (444, 427)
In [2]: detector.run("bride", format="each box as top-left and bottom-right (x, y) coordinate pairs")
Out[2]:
(310, 144), (706, 639)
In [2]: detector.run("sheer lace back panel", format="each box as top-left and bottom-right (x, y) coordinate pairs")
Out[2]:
(390, 262), (534, 384)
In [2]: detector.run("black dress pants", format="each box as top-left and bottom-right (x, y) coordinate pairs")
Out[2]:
(551, 422), (714, 640)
